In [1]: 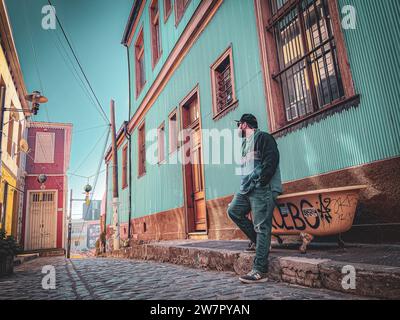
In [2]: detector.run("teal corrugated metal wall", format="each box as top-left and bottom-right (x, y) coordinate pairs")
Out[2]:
(276, 0), (400, 182)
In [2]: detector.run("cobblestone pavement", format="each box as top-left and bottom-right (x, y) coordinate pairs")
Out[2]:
(0, 257), (369, 300)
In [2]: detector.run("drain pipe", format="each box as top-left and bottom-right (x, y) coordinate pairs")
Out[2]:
(125, 45), (133, 243)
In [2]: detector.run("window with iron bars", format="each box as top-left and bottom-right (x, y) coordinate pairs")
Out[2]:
(216, 59), (233, 112)
(211, 47), (237, 119)
(269, 0), (344, 123)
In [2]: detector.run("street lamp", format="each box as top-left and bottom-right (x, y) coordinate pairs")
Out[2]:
(37, 173), (47, 184)
(37, 173), (47, 190)
(84, 184), (92, 206)
(25, 91), (48, 116)
(0, 87), (48, 179)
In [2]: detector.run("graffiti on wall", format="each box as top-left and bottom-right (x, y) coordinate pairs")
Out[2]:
(87, 224), (100, 249)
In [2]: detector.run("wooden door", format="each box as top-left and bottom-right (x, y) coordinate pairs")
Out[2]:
(181, 91), (207, 232)
(26, 192), (57, 250)
(190, 126), (206, 231)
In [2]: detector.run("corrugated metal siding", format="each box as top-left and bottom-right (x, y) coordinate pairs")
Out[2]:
(277, 0), (400, 182)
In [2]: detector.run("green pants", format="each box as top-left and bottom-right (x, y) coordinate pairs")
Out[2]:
(227, 185), (279, 273)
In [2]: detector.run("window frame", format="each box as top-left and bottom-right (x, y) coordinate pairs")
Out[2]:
(16, 122), (22, 167)
(150, 0), (162, 69)
(134, 26), (146, 98)
(210, 45), (238, 120)
(122, 143), (128, 189)
(255, 0), (358, 136)
(137, 121), (146, 178)
(157, 122), (166, 164)
(7, 106), (15, 157)
(168, 108), (179, 154)
(164, 0), (173, 23)
(34, 131), (55, 164)
(175, 0), (191, 27)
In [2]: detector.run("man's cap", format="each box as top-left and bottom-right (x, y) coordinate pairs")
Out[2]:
(235, 114), (258, 129)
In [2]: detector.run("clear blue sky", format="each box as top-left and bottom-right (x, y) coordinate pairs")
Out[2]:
(5, 0), (132, 218)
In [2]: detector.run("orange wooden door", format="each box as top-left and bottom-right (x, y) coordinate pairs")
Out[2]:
(181, 91), (207, 232)
(190, 126), (206, 231)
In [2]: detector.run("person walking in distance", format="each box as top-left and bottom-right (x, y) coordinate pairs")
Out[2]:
(228, 114), (282, 283)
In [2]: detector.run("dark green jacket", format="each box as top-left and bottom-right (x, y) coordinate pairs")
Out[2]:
(239, 130), (283, 195)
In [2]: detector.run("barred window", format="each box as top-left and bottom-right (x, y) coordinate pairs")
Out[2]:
(211, 47), (237, 120)
(269, 0), (344, 122)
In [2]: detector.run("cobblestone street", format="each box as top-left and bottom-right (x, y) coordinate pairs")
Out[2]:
(0, 257), (369, 300)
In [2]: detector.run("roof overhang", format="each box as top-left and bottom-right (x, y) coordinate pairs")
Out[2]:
(121, 0), (143, 46)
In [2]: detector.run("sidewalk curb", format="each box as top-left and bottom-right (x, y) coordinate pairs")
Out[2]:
(103, 242), (400, 299)
(13, 253), (40, 266)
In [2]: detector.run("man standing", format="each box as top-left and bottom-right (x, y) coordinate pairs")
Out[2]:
(228, 114), (282, 283)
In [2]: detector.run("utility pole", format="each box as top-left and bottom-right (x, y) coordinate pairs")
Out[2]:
(110, 100), (120, 251)
(66, 189), (73, 258)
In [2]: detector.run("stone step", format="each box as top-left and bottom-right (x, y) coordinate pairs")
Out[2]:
(23, 249), (65, 257)
(104, 241), (400, 299)
(188, 232), (208, 240)
(13, 253), (40, 266)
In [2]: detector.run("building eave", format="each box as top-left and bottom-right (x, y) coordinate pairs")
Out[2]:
(121, 0), (143, 46)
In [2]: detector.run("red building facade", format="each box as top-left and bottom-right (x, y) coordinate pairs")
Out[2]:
(22, 122), (72, 251)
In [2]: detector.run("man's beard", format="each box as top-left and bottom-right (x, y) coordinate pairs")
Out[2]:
(237, 129), (245, 138)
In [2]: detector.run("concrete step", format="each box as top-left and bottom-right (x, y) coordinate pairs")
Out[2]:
(104, 240), (400, 299)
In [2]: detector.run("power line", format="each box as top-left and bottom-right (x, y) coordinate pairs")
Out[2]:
(49, 21), (105, 117)
(23, 1), (44, 94)
(69, 168), (106, 179)
(70, 127), (109, 175)
(47, 0), (110, 125)
(72, 124), (110, 135)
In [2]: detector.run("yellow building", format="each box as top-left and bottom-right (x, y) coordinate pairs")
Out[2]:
(0, 0), (29, 239)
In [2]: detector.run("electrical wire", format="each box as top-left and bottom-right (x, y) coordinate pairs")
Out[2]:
(70, 127), (109, 175)
(72, 124), (110, 135)
(47, 0), (110, 125)
(49, 23), (101, 115)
